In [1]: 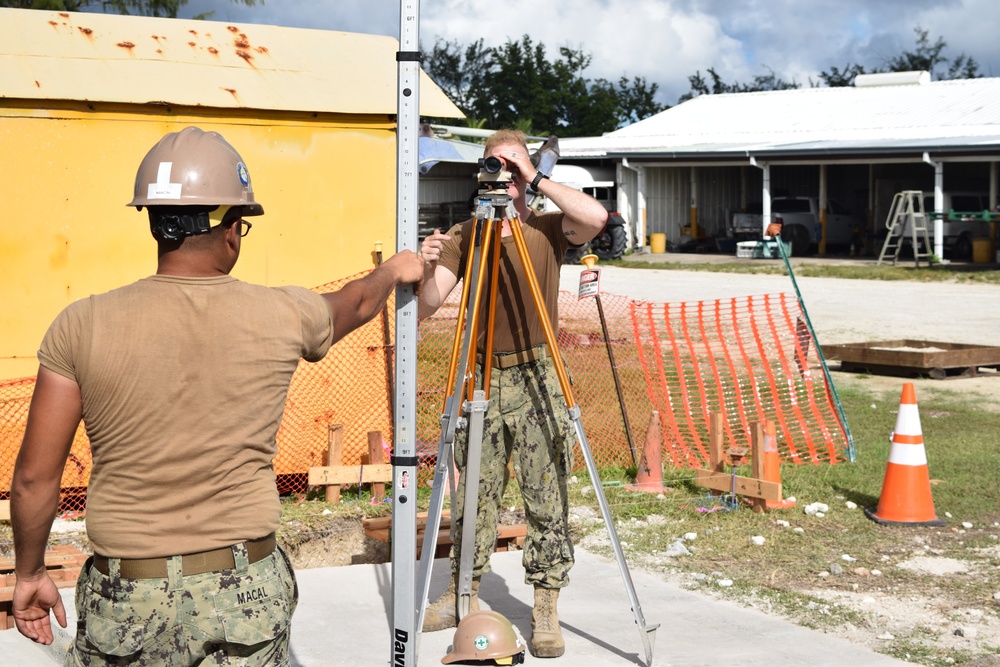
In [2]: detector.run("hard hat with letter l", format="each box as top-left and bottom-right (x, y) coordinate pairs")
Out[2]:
(128, 126), (264, 241)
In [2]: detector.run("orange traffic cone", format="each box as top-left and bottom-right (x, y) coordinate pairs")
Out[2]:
(626, 411), (668, 494)
(763, 420), (796, 510)
(865, 383), (945, 527)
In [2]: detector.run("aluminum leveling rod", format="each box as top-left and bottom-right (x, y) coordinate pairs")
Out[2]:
(508, 213), (659, 666)
(390, 1), (421, 664)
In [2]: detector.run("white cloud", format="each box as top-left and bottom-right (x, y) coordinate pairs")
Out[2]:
(178, 0), (1000, 105)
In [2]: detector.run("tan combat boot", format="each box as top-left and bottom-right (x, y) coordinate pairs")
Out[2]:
(529, 586), (565, 657)
(421, 575), (480, 632)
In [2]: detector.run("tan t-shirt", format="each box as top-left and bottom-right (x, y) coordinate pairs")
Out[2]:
(438, 210), (569, 354)
(38, 275), (334, 558)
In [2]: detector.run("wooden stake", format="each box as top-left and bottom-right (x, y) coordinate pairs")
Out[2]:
(709, 412), (724, 495)
(750, 421), (767, 513)
(325, 424), (344, 503)
(367, 431), (387, 501)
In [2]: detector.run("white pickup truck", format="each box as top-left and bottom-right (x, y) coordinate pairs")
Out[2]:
(729, 196), (863, 256)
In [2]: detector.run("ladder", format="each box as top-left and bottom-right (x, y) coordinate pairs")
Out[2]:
(877, 190), (933, 267)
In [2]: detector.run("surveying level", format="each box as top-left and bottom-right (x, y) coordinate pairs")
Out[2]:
(415, 180), (659, 665)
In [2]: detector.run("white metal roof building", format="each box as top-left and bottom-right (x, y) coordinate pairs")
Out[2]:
(560, 72), (1000, 258)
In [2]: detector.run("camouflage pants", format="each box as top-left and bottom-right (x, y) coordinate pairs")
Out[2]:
(452, 355), (576, 589)
(66, 545), (297, 666)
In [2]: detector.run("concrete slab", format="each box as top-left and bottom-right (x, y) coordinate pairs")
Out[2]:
(0, 550), (915, 666)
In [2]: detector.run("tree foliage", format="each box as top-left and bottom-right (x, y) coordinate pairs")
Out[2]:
(678, 67), (799, 103)
(818, 26), (980, 87)
(421, 35), (665, 136)
(0, 0), (258, 19)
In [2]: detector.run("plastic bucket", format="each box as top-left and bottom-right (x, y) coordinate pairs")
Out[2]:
(972, 238), (992, 264)
(650, 233), (667, 254)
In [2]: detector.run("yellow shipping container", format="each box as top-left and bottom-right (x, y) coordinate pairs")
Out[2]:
(0, 8), (463, 381)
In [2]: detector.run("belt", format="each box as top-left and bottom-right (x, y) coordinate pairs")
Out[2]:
(483, 345), (547, 370)
(92, 533), (277, 579)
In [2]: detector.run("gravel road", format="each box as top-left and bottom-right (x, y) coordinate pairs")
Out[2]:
(559, 259), (1000, 408)
(560, 263), (999, 346)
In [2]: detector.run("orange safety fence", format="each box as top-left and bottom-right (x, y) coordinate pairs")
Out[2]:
(0, 269), (850, 515)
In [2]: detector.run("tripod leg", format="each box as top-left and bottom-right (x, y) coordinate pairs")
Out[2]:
(507, 211), (659, 665)
(416, 219), (499, 632)
(416, 219), (496, 633)
(456, 389), (488, 619)
(573, 407), (658, 664)
(415, 405), (456, 633)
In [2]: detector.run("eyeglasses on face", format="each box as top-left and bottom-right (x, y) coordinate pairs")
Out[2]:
(237, 220), (252, 237)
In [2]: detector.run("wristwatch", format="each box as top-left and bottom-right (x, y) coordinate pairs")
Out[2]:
(530, 172), (549, 190)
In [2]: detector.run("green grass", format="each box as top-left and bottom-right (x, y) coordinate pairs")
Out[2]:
(557, 383), (1000, 666)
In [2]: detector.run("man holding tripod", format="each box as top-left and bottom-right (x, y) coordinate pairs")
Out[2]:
(418, 129), (607, 657)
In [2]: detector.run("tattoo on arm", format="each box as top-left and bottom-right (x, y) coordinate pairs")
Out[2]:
(564, 229), (577, 237)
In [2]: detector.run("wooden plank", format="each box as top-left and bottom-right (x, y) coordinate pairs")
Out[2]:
(824, 339), (1000, 370)
(362, 511), (527, 559)
(0, 500), (9, 522)
(362, 511), (451, 533)
(694, 469), (782, 502)
(308, 464), (393, 486)
(496, 524), (527, 539)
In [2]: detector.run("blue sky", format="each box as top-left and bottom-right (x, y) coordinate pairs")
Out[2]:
(179, 0), (1000, 107)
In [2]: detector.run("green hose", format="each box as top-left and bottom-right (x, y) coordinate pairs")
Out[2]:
(775, 240), (857, 462)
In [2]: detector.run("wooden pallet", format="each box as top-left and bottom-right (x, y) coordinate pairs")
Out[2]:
(362, 512), (527, 560)
(823, 339), (1000, 379)
(0, 544), (89, 631)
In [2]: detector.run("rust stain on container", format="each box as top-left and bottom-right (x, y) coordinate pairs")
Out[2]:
(77, 27), (93, 38)
(207, 46), (219, 55)
(117, 41), (135, 51)
(50, 235), (69, 270)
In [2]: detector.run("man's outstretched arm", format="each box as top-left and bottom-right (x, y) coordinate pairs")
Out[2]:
(323, 249), (426, 344)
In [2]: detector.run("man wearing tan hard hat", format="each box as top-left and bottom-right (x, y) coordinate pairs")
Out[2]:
(10, 126), (424, 665)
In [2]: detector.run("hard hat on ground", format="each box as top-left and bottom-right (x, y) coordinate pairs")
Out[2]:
(441, 610), (526, 665)
(128, 126), (263, 240)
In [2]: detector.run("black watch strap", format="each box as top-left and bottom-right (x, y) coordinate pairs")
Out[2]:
(530, 172), (549, 190)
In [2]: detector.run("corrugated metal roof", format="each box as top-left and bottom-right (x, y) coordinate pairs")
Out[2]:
(0, 8), (463, 118)
(561, 75), (1000, 159)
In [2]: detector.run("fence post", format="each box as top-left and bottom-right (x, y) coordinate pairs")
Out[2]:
(367, 430), (386, 501)
(325, 424), (344, 503)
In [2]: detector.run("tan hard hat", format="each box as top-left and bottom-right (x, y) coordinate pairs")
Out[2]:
(441, 611), (525, 665)
(128, 126), (264, 215)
